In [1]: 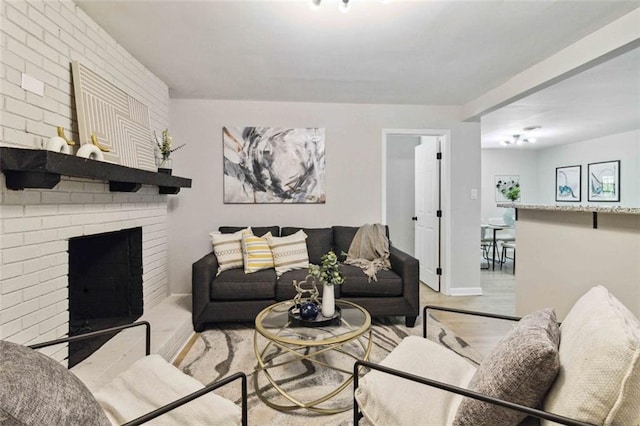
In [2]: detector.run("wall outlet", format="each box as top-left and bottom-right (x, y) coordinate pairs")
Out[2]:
(471, 189), (478, 200)
(21, 73), (44, 96)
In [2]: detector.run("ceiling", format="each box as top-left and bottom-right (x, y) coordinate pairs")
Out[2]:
(76, 0), (640, 148)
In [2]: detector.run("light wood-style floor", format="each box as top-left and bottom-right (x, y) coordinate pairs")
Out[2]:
(419, 266), (517, 357)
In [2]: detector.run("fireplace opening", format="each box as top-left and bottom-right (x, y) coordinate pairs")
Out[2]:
(68, 227), (143, 367)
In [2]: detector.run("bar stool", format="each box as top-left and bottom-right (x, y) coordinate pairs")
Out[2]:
(500, 242), (516, 273)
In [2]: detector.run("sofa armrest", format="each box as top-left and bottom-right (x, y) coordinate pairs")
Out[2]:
(389, 246), (420, 314)
(353, 360), (592, 426)
(192, 252), (219, 331)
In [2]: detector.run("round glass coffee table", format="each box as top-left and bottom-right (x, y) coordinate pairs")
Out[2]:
(254, 299), (372, 414)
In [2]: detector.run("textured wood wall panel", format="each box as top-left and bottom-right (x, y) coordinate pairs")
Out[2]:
(72, 61), (155, 171)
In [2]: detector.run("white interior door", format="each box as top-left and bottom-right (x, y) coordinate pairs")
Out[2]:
(414, 138), (440, 291)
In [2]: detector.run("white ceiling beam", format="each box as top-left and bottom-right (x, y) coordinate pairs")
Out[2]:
(462, 8), (640, 122)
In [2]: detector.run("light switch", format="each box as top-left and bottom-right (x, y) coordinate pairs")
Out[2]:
(471, 189), (478, 200)
(21, 73), (44, 96)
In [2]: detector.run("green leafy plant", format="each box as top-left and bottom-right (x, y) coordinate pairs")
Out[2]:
(496, 179), (520, 202)
(154, 129), (186, 159)
(308, 251), (345, 286)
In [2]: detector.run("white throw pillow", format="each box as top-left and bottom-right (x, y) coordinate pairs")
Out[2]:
(209, 227), (251, 275)
(266, 230), (309, 277)
(542, 285), (640, 425)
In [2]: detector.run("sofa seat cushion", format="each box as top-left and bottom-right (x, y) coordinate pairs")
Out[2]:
(542, 286), (640, 426)
(339, 264), (402, 297)
(355, 336), (477, 425)
(211, 269), (277, 301)
(276, 269), (314, 301)
(281, 227), (332, 264)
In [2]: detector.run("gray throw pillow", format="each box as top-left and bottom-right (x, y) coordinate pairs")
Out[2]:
(453, 308), (560, 426)
(0, 340), (111, 426)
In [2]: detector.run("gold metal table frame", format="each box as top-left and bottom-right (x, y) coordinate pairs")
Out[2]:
(253, 299), (372, 414)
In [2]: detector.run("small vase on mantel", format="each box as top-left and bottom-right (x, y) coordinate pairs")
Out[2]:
(321, 284), (335, 317)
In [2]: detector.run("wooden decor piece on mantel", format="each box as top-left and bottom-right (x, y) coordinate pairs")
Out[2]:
(71, 61), (156, 171)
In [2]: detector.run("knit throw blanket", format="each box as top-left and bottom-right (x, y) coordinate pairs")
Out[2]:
(345, 223), (391, 282)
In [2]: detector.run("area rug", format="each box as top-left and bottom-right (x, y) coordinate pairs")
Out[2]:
(176, 314), (483, 425)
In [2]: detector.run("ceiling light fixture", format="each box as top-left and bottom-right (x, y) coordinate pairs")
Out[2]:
(339, 0), (350, 13)
(309, 0), (321, 10)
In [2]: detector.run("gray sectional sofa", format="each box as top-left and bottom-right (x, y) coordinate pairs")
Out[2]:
(192, 225), (420, 331)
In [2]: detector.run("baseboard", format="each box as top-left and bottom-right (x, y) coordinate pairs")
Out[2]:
(448, 287), (483, 296)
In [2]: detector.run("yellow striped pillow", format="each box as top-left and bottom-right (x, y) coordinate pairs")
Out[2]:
(242, 232), (274, 274)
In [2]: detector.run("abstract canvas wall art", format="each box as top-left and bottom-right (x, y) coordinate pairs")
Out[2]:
(495, 175), (520, 202)
(71, 61), (155, 171)
(588, 160), (620, 202)
(223, 127), (326, 203)
(555, 165), (581, 202)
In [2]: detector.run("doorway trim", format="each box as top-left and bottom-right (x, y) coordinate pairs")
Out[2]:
(382, 128), (452, 295)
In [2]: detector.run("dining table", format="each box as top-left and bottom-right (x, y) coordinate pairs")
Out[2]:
(485, 223), (514, 270)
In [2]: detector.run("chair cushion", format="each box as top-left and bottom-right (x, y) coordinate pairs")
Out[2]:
(281, 227), (332, 264)
(0, 340), (111, 426)
(453, 308), (561, 426)
(266, 230), (310, 277)
(210, 227), (251, 274)
(241, 232), (274, 273)
(542, 286), (640, 426)
(94, 354), (241, 425)
(338, 264), (403, 296)
(211, 268), (277, 300)
(355, 336), (477, 425)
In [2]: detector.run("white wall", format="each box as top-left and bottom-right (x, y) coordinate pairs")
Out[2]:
(169, 99), (481, 296)
(537, 129), (640, 207)
(0, 0), (170, 351)
(386, 134), (420, 255)
(481, 129), (640, 221)
(481, 149), (539, 221)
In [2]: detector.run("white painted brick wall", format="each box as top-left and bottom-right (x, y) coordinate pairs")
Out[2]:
(0, 0), (172, 356)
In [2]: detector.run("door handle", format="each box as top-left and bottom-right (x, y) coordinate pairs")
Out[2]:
(412, 216), (418, 221)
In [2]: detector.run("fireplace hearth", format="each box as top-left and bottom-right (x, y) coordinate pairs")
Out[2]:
(68, 227), (143, 367)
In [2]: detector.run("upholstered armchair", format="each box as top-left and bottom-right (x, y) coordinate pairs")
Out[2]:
(354, 286), (640, 425)
(0, 322), (247, 426)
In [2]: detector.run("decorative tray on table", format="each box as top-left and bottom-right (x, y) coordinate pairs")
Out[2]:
(288, 305), (342, 327)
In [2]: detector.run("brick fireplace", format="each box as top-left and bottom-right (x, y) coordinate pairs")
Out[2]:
(0, 176), (169, 363)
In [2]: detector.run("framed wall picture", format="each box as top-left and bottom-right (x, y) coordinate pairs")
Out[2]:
(223, 126), (326, 204)
(555, 165), (581, 202)
(588, 160), (620, 202)
(495, 175), (520, 202)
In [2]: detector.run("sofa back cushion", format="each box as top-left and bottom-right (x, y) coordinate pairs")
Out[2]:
(333, 226), (389, 261)
(219, 226), (280, 237)
(281, 227), (332, 264)
(453, 308), (561, 426)
(542, 286), (640, 425)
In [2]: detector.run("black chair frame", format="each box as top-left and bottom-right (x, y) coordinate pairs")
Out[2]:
(353, 305), (593, 426)
(29, 321), (248, 426)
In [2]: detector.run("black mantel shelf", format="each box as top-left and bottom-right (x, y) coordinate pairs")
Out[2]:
(0, 147), (192, 194)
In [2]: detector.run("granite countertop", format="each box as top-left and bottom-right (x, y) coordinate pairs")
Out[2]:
(497, 203), (640, 215)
